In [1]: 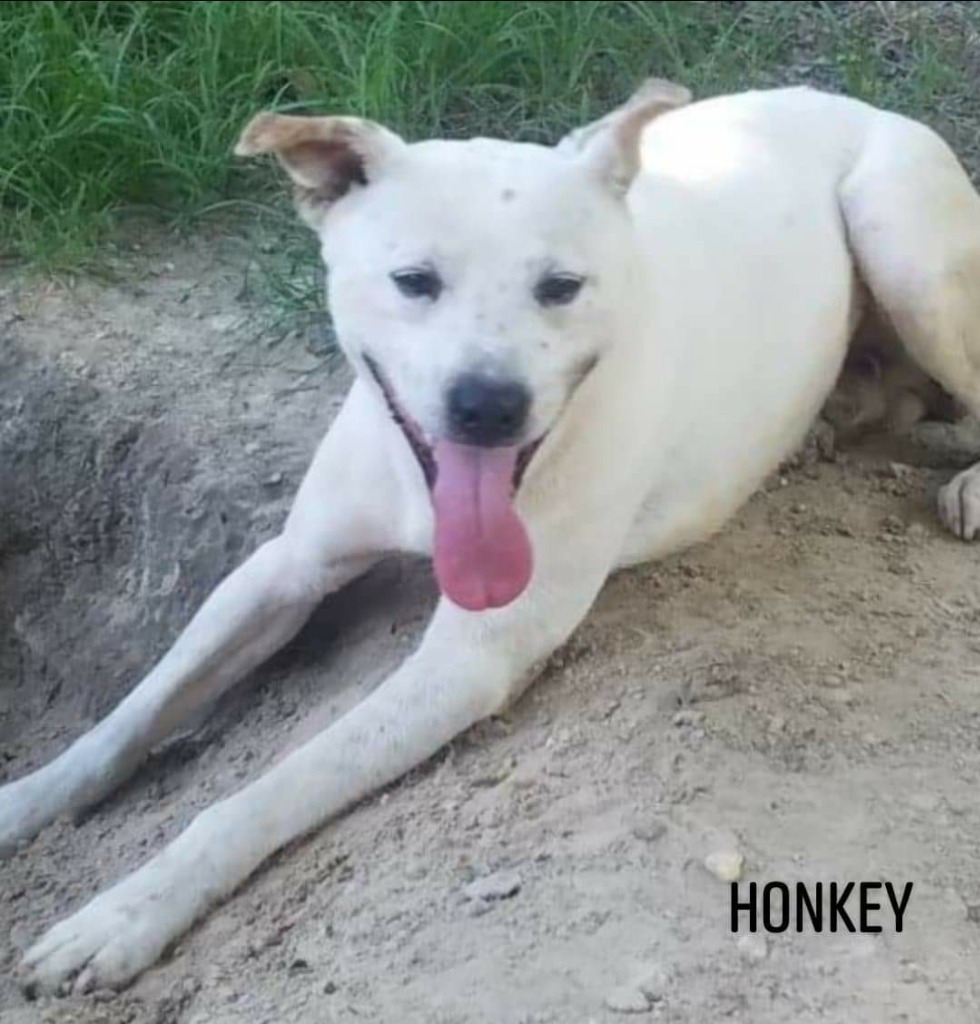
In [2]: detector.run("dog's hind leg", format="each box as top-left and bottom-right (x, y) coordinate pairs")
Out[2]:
(840, 110), (980, 538)
(0, 382), (402, 853)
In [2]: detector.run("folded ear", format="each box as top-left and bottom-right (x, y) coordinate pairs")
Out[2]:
(235, 113), (406, 226)
(558, 78), (691, 193)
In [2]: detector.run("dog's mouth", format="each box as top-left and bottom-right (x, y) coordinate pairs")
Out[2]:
(363, 355), (544, 613)
(363, 355), (543, 494)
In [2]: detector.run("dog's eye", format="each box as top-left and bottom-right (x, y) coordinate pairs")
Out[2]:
(391, 268), (442, 301)
(534, 273), (585, 307)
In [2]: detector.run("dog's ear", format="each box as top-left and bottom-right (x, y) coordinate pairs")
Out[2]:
(235, 113), (406, 227)
(559, 78), (691, 193)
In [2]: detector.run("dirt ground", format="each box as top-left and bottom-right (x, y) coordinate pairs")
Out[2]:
(2, 232), (980, 1024)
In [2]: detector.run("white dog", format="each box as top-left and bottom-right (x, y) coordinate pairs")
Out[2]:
(6, 80), (980, 994)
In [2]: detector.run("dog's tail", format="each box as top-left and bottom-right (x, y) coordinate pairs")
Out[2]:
(839, 111), (980, 414)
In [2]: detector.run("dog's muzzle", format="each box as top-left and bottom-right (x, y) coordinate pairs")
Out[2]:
(363, 355), (544, 612)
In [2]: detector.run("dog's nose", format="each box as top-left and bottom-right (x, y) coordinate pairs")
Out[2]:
(446, 374), (531, 446)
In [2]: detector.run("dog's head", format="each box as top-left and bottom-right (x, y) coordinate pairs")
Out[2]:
(236, 80), (689, 612)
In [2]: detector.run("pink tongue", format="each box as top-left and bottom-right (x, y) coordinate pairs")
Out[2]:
(432, 440), (533, 612)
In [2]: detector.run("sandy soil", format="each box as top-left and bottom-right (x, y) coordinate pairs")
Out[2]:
(2, 235), (980, 1024)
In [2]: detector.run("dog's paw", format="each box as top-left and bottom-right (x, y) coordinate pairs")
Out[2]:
(21, 867), (192, 995)
(938, 463), (980, 540)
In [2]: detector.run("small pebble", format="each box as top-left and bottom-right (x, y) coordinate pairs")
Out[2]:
(881, 515), (906, 535)
(604, 986), (652, 1014)
(672, 710), (704, 728)
(704, 850), (744, 883)
(636, 966), (669, 1002)
(632, 820), (668, 844)
(900, 962), (927, 984)
(463, 870), (522, 903)
(737, 934), (769, 962)
(208, 313), (239, 334)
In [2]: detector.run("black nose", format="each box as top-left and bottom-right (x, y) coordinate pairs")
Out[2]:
(446, 374), (531, 446)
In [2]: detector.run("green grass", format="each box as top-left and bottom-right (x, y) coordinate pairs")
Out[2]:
(2, 1), (979, 272)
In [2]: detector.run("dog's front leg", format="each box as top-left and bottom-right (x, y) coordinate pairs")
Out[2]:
(21, 528), (617, 995)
